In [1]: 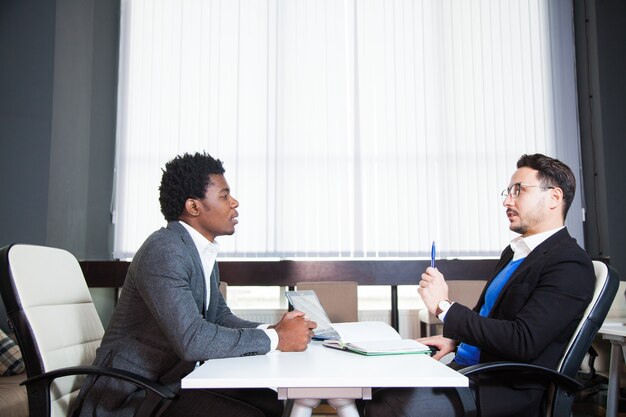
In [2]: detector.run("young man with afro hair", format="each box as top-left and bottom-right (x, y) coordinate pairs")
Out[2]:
(77, 152), (316, 417)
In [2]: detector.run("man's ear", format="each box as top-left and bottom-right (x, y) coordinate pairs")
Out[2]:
(184, 198), (200, 216)
(549, 187), (564, 210)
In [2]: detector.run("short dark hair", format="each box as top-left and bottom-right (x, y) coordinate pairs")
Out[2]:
(159, 152), (225, 221)
(516, 153), (576, 219)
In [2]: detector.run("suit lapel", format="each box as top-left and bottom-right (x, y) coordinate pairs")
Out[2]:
(474, 247), (514, 311)
(167, 221), (207, 317)
(488, 228), (570, 312)
(504, 228), (569, 286)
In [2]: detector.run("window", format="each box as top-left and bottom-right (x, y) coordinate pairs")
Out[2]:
(114, 0), (583, 307)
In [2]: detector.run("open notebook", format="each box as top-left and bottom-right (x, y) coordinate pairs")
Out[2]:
(285, 290), (431, 356)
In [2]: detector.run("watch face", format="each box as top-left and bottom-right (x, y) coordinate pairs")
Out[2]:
(436, 300), (451, 317)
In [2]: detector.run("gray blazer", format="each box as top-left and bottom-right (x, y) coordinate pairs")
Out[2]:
(77, 221), (271, 417)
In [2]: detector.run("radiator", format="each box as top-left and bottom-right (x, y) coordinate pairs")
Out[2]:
(232, 309), (421, 339)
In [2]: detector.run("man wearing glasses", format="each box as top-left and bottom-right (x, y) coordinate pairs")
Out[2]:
(364, 154), (595, 417)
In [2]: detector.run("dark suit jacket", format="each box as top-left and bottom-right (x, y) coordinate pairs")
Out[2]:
(443, 228), (595, 417)
(77, 221), (271, 417)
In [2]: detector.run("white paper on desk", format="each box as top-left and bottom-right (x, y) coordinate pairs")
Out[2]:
(324, 322), (431, 355)
(332, 321), (402, 342)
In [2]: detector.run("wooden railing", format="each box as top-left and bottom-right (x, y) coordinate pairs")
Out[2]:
(80, 258), (499, 330)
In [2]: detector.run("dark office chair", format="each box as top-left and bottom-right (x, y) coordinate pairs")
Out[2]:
(455, 260), (619, 417)
(0, 244), (175, 417)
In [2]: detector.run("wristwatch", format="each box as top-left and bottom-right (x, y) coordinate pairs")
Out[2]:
(435, 299), (452, 320)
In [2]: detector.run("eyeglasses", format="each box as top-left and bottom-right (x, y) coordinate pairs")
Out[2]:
(501, 182), (555, 201)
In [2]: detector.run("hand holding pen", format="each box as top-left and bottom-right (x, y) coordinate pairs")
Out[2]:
(419, 242), (448, 314)
(431, 241), (436, 268)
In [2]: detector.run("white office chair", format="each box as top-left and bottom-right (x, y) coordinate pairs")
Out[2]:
(218, 281), (228, 301)
(0, 244), (174, 417)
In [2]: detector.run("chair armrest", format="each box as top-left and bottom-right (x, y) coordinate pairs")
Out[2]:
(21, 365), (176, 399)
(453, 362), (583, 417)
(459, 361), (582, 391)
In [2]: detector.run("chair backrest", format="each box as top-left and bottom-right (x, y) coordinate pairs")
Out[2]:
(0, 244), (104, 417)
(295, 281), (358, 323)
(550, 260), (619, 417)
(219, 281), (228, 301)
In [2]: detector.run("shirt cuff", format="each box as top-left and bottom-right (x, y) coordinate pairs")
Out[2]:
(258, 324), (279, 351)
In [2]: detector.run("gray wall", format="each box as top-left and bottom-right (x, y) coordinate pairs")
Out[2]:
(575, 0), (626, 278)
(0, 0), (118, 260)
(0, 0), (625, 275)
(0, 1), (56, 247)
(0, 0), (120, 326)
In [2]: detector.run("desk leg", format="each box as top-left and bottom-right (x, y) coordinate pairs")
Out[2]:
(288, 398), (320, 417)
(327, 398), (360, 417)
(391, 285), (399, 331)
(607, 340), (622, 417)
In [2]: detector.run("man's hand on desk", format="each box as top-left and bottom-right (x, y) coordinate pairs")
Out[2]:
(271, 310), (317, 352)
(417, 335), (457, 361)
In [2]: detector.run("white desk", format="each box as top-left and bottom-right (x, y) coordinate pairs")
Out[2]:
(600, 322), (626, 417)
(182, 342), (468, 417)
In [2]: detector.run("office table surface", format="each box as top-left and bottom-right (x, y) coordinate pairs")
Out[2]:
(182, 342), (468, 390)
(599, 322), (626, 336)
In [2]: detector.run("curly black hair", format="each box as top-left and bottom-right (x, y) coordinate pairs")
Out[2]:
(159, 152), (225, 221)
(517, 153), (576, 219)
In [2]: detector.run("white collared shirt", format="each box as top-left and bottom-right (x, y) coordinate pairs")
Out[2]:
(510, 226), (564, 261)
(179, 221), (278, 350)
(179, 221), (219, 303)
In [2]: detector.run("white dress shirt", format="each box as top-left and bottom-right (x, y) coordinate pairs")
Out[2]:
(510, 226), (564, 261)
(179, 221), (278, 350)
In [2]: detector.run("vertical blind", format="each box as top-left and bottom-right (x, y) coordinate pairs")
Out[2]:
(113, 0), (584, 260)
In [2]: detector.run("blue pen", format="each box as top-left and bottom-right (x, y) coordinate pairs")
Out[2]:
(431, 241), (436, 268)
